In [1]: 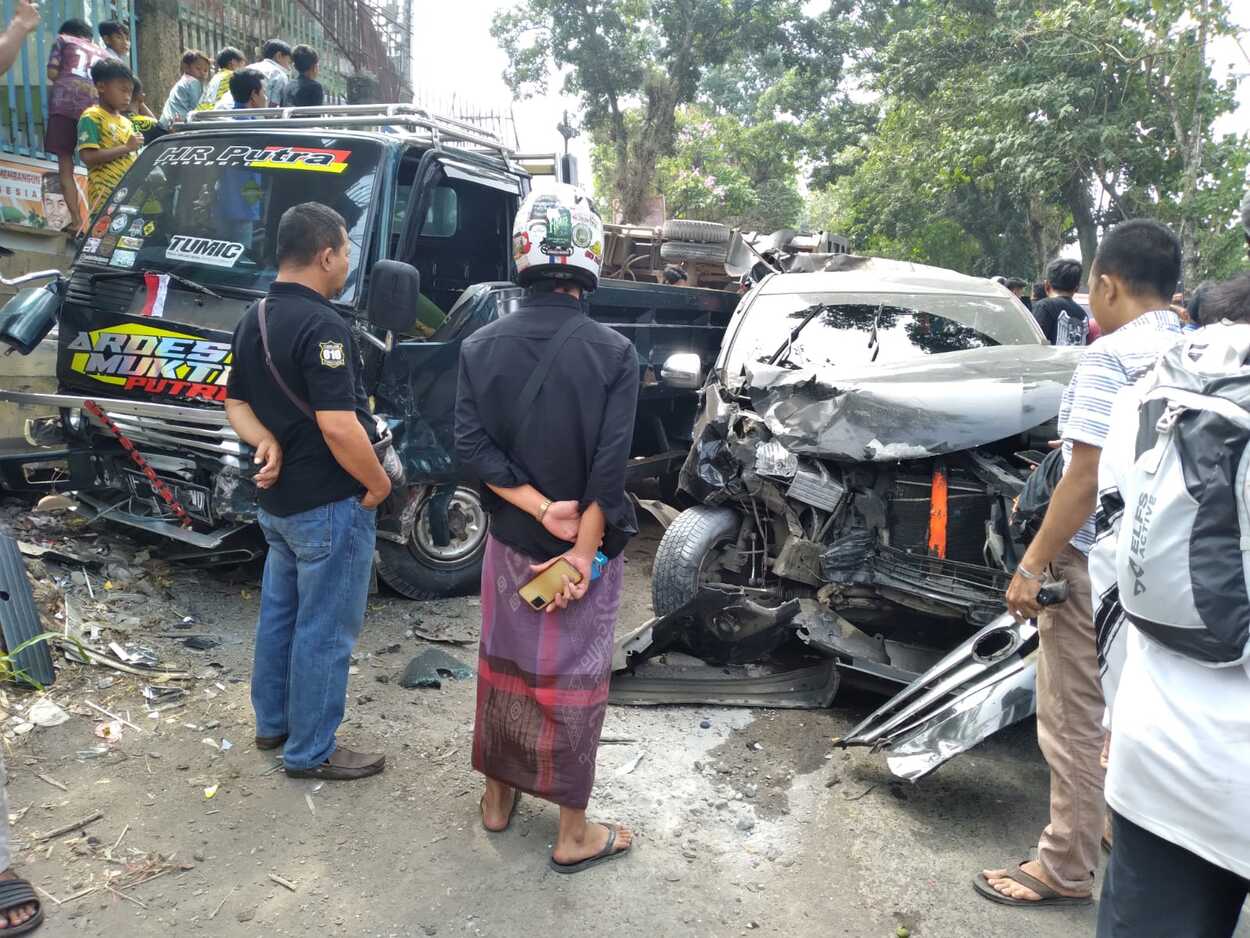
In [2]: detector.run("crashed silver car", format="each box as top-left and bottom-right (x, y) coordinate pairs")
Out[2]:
(613, 256), (1082, 775)
(654, 255), (1080, 622)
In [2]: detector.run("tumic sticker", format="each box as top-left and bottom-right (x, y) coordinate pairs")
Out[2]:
(165, 235), (244, 268)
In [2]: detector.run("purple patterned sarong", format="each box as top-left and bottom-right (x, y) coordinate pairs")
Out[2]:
(471, 534), (624, 809)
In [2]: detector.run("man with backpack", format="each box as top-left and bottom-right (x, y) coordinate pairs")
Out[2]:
(976, 219), (1186, 908)
(1032, 257), (1090, 345)
(1092, 271), (1250, 937)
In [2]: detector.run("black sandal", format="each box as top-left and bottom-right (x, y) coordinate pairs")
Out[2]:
(548, 824), (632, 875)
(0, 877), (44, 934)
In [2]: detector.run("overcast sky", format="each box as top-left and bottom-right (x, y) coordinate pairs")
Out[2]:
(414, 3), (1249, 197)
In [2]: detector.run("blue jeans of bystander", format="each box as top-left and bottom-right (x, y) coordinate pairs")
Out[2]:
(252, 496), (375, 770)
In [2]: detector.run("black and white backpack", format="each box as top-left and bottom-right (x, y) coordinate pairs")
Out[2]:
(1116, 321), (1250, 667)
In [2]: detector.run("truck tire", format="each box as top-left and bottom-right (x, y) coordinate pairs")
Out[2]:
(660, 240), (729, 264)
(376, 485), (490, 599)
(661, 219), (731, 244)
(651, 505), (742, 617)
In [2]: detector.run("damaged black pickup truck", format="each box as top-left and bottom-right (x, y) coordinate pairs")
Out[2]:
(0, 106), (735, 598)
(612, 255), (1082, 777)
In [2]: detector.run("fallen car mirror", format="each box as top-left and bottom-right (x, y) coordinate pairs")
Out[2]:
(0, 279), (62, 356)
(366, 260), (423, 334)
(661, 352), (703, 389)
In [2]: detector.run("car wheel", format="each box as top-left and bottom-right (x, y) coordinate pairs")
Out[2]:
(376, 485), (490, 599)
(651, 505), (742, 616)
(660, 240), (729, 264)
(661, 219), (731, 244)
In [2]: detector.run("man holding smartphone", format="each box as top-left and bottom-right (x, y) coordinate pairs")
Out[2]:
(455, 184), (639, 874)
(225, 202), (388, 782)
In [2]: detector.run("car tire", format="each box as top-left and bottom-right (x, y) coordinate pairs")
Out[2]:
(375, 485), (490, 599)
(661, 219), (731, 244)
(660, 240), (730, 264)
(651, 505), (742, 617)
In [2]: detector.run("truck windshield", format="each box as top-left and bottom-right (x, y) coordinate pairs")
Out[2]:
(76, 134), (381, 302)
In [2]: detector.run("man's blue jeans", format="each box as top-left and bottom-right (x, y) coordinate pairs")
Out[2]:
(253, 496), (376, 770)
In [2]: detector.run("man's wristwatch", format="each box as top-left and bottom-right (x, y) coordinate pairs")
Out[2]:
(537, 498), (552, 522)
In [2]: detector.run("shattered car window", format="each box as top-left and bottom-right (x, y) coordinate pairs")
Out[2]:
(725, 292), (1039, 379)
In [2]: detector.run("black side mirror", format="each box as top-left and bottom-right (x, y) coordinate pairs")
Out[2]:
(0, 281), (62, 355)
(367, 260), (421, 333)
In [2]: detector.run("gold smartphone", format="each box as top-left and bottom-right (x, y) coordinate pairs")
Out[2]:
(518, 558), (584, 610)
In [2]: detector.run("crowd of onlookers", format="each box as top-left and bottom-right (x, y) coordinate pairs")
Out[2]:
(23, 7), (327, 233)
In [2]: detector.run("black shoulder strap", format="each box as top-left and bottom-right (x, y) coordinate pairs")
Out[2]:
(257, 298), (316, 421)
(501, 314), (591, 451)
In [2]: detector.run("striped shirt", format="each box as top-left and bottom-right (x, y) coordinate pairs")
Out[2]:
(1059, 308), (1183, 553)
(76, 105), (138, 214)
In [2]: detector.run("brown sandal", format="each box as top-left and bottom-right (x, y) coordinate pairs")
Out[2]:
(973, 864), (1092, 907)
(480, 789), (521, 833)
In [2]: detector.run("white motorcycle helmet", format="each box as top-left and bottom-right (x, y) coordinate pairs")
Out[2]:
(513, 183), (604, 291)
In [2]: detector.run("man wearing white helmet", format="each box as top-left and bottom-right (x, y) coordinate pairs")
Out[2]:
(454, 183), (639, 873)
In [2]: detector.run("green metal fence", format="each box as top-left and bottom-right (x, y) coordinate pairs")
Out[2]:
(1, 0), (138, 159)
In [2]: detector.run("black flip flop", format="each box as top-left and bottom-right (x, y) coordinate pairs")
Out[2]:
(973, 864), (1092, 907)
(548, 824), (632, 875)
(480, 789), (521, 833)
(0, 877), (44, 934)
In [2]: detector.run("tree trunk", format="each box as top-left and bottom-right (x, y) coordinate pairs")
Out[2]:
(1063, 175), (1098, 288)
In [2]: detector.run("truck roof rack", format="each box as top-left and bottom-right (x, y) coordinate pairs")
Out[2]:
(184, 104), (514, 158)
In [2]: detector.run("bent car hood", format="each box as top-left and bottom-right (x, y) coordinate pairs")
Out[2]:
(741, 345), (1082, 461)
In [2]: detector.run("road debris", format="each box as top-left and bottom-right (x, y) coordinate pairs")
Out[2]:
(35, 773), (68, 792)
(268, 872), (298, 892)
(28, 699), (70, 726)
(399, 648), (474, 689)
(84, 699), (144, 733)
(34, 810), (103, 842)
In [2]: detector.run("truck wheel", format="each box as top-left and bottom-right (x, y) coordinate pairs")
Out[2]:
(661, 219), (731, 244)
(651, 505), (742, 617)
(660, 240), (730, 264)
(376, 486), (490, 599)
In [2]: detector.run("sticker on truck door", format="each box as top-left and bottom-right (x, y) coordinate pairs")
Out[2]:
(165, 235), (244, 268)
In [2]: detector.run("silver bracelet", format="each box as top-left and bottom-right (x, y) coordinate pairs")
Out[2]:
(1016, 563), (1041, 581)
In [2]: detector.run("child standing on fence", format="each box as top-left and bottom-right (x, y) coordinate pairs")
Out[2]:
(76, 60), (143, 216)
(44, 19), (107, 233)
(98, 21), (130, 62)
(202, 47), (244, 110)
(161, 50), (211, 126)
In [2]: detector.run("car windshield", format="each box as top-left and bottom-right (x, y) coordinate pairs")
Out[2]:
(723, 291), (1041, 379)
(76, 134), (381, 302)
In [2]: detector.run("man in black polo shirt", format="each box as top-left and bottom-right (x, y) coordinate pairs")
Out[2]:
(225, 202), (390, 781)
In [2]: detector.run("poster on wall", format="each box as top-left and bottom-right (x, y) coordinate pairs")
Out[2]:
(0, 155), (89, 233)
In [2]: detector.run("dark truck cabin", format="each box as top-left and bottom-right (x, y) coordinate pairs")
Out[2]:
(372, 276), (739, 600)
(0, 111), (740, 602)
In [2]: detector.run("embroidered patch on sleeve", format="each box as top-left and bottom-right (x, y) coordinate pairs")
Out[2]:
(318, 341), (346, 368)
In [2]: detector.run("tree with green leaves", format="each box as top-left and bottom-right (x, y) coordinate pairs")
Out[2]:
(493, 0), (846, 223)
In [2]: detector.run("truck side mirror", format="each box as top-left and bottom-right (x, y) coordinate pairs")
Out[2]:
(661, 352), (704, 389)
(0, 281), (62, 355)
(367, 260), (422, 333)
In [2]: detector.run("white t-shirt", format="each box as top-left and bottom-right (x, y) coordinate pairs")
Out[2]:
(1107, 628), (1250, 879)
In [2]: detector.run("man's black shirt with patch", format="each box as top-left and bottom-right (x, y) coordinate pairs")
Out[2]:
(227, 281), (373, 516)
